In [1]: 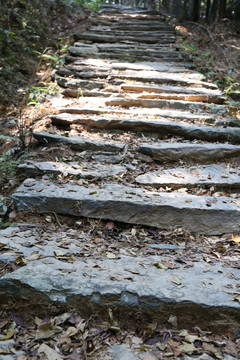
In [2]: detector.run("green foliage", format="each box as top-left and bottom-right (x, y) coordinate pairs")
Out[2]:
(0, 153), (18, 184)
(180, 42), (198, 55)
(25, 82), (58, 106)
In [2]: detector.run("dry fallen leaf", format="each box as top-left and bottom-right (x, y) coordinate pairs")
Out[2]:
(0, 330), (16, 341)
(54, 249), (64, 257)
(232, 235), (240, 244)
(37, 343), (62, 360)
(106, 252), (116, 259)
(171, 276), (182, 285)
(178, 342), (197, 354)
(153, 262), (168, 270)
(233, 294), (240, 303)
(110, 274), (133, 281)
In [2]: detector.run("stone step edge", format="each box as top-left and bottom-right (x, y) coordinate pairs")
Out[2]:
(0, 254), (239, 331)
(50, 114), (240, 144)
(12, 179), (240, 235)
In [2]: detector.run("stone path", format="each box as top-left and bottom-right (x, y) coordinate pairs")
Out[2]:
(1, 5), (240, 339)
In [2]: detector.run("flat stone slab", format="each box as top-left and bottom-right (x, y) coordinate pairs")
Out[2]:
(50, 113), (240, 144)
(69, 45), (186, 60)
(33, 132), (125, 152)
(120, 84), (222, 95)
(139, 142), (240, 163)
(136, 164), (240, 189)
(57, 107), (216, 122)
(12, 179), (240, 235)
(56, 76), (105, 89)
(18, 160), (126, 178)
(62, 88), (113, 98)
(105, 97), (226, 113)
(72, 59), (195, 72)
(74, 32), (175, 44)
(110, 74), (217, 89)
(0, 241), (239, 327)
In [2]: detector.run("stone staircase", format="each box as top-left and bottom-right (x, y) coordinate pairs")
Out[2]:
(1, 6), (240, 334)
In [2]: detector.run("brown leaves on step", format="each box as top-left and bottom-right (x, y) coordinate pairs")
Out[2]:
(0, 309), (239, 359)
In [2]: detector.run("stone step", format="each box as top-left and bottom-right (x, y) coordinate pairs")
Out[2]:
(55, 107), (216, 123)
(18, 160), (126, 179)
(69, 51), (187, 64)
(110, 60), (196, 71)
(57, 106), (238, 128)
(121, 83), (223, 98)
(61, 87), (222, 104)
(74, 41), (178, 50)
(105, 97), (226, 113)
(56, 66), (203, 83)
(90, 20), (173, 31)
(74, 42), (179, 53)
(140, 142), (240, 163)
(33, 132), (125, 152)
(88, 29), (175, 36)
(136, 164), (240, 189)
(56, 76), (105, 90)
(55, 73), (216, 91)
(50, 113), (240, 143)
(137, 92), (224, 104)
(69, 45), (187, 60)
(74, 32), (175, 44)
(62, 88), (114, 98)
(0, 225), (239, 329)
(110, 74), (217, 89)
(69, 59), (196, 72)
(12, 179), (240, 235)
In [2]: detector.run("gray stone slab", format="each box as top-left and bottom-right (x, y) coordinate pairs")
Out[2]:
(70, 46), (186, 59)
(12, 179), (240, 235)
(50, 114), (240, 144)
(56, 107), (215, 122)
(110, 74), (217, 89)
(74, 32), (175, 44)
(139, 142), (240, 163)
(33, 132), (125, 152)
(121, 83), (223, 98)
(138, 92), (224, 104)
(0, 225), (90, 263)
(62, 88), (113, 98)
(18, 160), (126, 178)
(111, 61), (196, 72)
(57, 67), (203, 82)
(0, 250), (239, 327)
(105, 97), (226, 113)
(68, 44), (98, 56)
(56, 76), (105, 89)
(136, 164), (240, 189)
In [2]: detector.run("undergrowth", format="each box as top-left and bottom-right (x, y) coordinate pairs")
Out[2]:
(0, 0), (88, 105)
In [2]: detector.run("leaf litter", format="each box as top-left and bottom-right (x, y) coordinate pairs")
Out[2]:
(0, 222), (240, 359)
(0, 308), (239, 360)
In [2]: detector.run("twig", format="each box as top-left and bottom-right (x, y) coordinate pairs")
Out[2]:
(183, 21), (229, 65)
(52, 211), (62, 227)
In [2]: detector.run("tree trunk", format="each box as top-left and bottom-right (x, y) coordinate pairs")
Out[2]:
(206, 0), (211, 20)
(171, 0), (181, 17)
(218, 0), (226, 19)
(209, 0), (219, 23)
(162, 0), (169, 12)
(191, 0), (200, 21)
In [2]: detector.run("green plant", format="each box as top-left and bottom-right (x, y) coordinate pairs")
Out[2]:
(25, 82), (58, 106)
(180, 42), (198, 54)
(0, 153), (18, 183)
